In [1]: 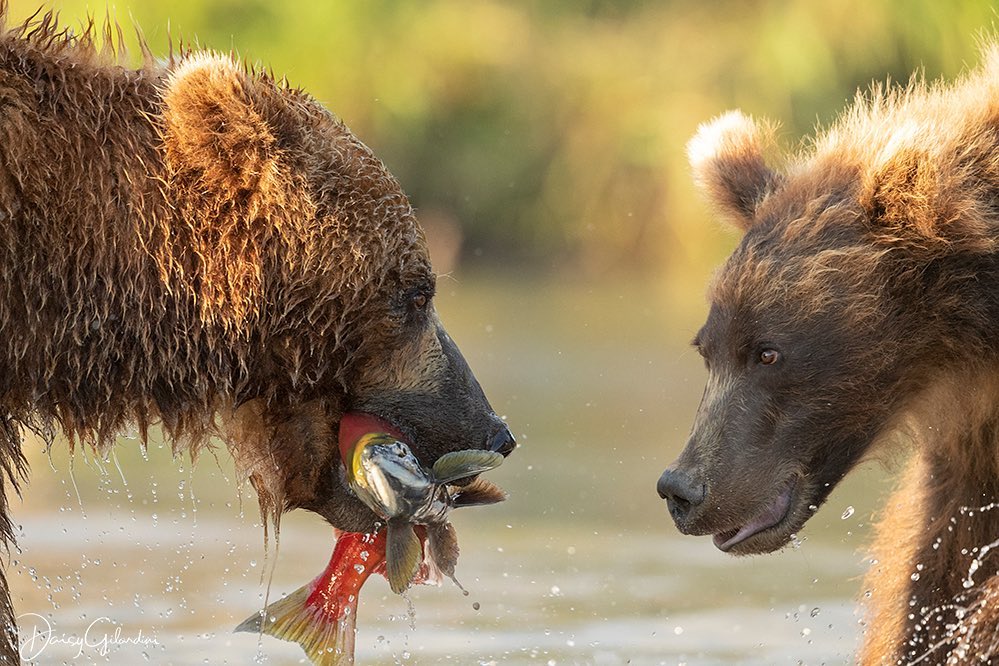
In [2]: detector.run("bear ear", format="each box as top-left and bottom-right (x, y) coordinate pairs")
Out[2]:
(687, 111), (781, 231)
(160, 53), (291, 325)
(859, 148), (992, 253)
(161, 52), (277, 194)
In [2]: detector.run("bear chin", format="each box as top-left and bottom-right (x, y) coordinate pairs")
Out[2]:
(711, 476), (810, 555)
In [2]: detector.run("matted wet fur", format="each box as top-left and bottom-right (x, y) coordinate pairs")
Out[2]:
(662, 42), (999, 663)
(0, 5), (514, 662)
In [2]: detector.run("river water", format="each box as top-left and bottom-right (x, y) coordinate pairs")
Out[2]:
(8, 275), (894, 664)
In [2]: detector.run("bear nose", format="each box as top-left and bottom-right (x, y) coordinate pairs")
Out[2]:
(488, 426), (517, 456)
(658, 468), (705, 524)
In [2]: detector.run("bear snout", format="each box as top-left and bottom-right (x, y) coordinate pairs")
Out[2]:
(487, 423), (517, 456)
(658, 467), (707, 529)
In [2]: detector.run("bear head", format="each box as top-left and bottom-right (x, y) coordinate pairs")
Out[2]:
(659, 105), (999, 554)
(158, 54), (515, 532)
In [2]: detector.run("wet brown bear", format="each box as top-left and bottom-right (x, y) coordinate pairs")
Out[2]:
(0, 8), (515, 664)
(659, 44), (999, 664)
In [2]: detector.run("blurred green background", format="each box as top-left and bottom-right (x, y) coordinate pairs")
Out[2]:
(7, 0), (995, 285)
(4, 1), (998, 664)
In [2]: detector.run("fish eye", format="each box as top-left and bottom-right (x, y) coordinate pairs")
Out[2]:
(759, 348), (780, 365)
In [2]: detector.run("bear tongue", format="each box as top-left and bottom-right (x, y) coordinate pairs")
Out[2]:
(712, 479), (795, 552)
(337, 411), (409, 460)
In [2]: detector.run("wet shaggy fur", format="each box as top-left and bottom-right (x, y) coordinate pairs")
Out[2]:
(671, 43), (999, 664)
(0, 7), (515, 664)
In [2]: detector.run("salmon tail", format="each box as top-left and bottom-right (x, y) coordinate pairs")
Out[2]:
(235, 582), (357, 666)
(386, 519), (423, 594)
(235, 530), (387, 666)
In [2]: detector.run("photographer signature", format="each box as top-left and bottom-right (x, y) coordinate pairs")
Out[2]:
(17, 613), (157, 660)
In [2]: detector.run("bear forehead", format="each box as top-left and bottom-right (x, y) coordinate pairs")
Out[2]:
(710, 224), (889, 322)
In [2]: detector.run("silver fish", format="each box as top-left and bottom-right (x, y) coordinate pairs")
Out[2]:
(343, 432), (507, 593)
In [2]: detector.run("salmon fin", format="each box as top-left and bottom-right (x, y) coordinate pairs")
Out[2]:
(427, 521), (460, 579)
(450, 476), (508, 507)
(415, 548), (444, 587)
(431, 450), (504, 484)
(234, 582), (358, 665)
(386, 519), (423, 594)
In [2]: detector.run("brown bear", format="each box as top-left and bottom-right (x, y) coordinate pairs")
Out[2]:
(658, 44), (999, 663)
(0, 7), (516, 663)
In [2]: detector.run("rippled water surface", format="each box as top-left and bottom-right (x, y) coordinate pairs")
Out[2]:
(9, 276), (894, 664)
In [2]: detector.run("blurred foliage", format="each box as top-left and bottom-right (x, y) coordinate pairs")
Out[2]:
(6, 0), (998, 279)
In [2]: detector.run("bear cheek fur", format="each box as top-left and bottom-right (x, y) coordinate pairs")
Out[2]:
(223, 398), (378, 533)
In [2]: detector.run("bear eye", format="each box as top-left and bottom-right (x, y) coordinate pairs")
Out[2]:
(759, 348), (780, 365)
(412, 292), (428, 309)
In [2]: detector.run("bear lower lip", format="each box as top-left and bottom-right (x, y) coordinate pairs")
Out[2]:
(712, 478), (796, 552)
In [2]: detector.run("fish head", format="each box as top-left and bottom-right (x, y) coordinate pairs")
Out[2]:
(345, 429), (435, 520)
